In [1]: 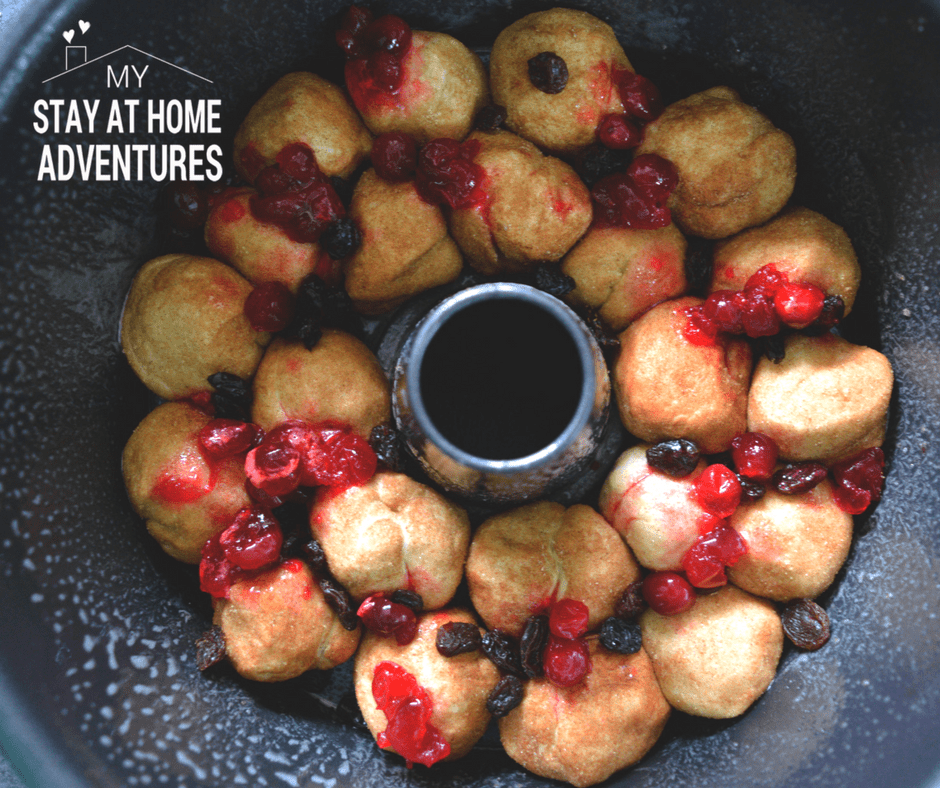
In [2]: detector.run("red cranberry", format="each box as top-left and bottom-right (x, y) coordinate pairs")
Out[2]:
(245, 442), (302, 497)
(199, 534), (243, 598)
(628, 154), (678, 204)
(703, 290), (745, 334)
(275, 142), (320, 184)
(830, 447), (886, 514)
(255, 165), (295, 196)
(543, 636), (591, 687)
(366, 50), (404, 93)
(372, 132), (418, 182)
(198, 419), (263, 459)
(358, 594), (418, 645)
(642, 572), (695, 616)
(265, 420), (323, 486)
(218, 507), (283, 570)
(682, 304), (719, 346)
(311, 426), (378, 488)
(415, 138), (484, 209)
(744, 264), (788, 297)
(336, 5), (373, 58)
(591, 172), (670, 230)
(548, 598), (590, 640)
(774, 282), (826, 328)
(597, 114), (641, 150)
(694, 464), (742, 518)
(244, 282), (294, 332)
(731, 432), (779, 480)
(681, 523), (747, 588)
(365, 14), (412, 56)
(738, 289), (781, 338)
(616, 69), (664, 122)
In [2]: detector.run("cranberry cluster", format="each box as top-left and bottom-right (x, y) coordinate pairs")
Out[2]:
(543, 598), (592, 686)
(415, 137), (485, 209)
(598, 67), (664, 151)
(372, 661), (451, 767)
(685, 263), (844, 344)
(199, 506), (285, 598)
(337, 5), (413, 94)
(357, 592), (421, 645)
(590, 153), (679, 230)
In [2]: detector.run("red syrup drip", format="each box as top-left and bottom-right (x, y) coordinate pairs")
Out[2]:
(372, 661), (451, 768)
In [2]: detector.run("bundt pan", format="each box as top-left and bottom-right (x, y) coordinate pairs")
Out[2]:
(1, 0), (939, 785)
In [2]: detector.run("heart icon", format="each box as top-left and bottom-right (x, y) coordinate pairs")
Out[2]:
(63, 29), (74, 43)
(79, 20), (90, 34)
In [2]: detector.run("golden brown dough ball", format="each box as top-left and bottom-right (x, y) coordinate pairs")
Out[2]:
(640, 585), (783, 718)
(121, 254), (270, 401)
(251, 332), (391, 436)
(354, 608), (499, 762)
(710, 207), (861, 315)
(121, 401), (252, 564)
(637, 86), (796, 239)
(204, 187), (322, 292)
(309, 471), (470, 608)
(728, 481), (853, 601)
(344, 169), (463, 314)
(489, 8), (633, 153)
(613, 296), (753, 453)
(598, 444), (709, 571)
(213, 559), (360, 682)
(448, 130), (592, 275)
(346, 31), (489, 143)
(499, 644), (670, 787)
(233, 72), (372, 183)
(466, 501), (640, 637)
(562, 223), (688, 331)
(747, 333), (893, 462)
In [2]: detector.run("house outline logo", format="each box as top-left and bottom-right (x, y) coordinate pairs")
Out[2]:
(44, 38), (213, 85)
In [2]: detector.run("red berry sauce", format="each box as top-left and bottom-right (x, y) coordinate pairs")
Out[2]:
(415, 138), (485, 210)
(244, 282), (295, 332)
(597, 113), (641, 150)
(642, 571), (696, 615)
(358, 594), (419, 645)
(372, 661), (450, 767)
(731, 432), (779, 481)
(681, 522), (747, 588)
(830, 447), (886, 514)
(694, 464), (742, 519)
(591, 153), (677, 230)
(372, 132), (419, 182)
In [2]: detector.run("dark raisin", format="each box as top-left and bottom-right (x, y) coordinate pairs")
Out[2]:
(683, 236), (714, 297)
(533, 263), (576, 298)
(330, 175), (356, 207)
(614, 581), (647, 620)
(436, 622), (483, 656)
(761, 333), (786, 363)
(208, 372), (252, 421)
(474, 103), (507, 132)
(646, 438), (700, 478)
(804, 294), (845, 336)
(284, 274), (359, 349)
(390, 589), (423, 612)
(486, 675), (524, 718)
(369, 422), (404, 471)
(738, 474), (766, 502)
(599, 617), (642, 654)
(302, 538), (329, 575)
(482, 629), (525, 677)
(318, 576), (359, 630)
(574, 145), (631, 188)
(519, 614), (549, 678)
(781, 599), (831, 650)
(321, 217), (362, 260)
(195, 625), (226, 671)
(583, 310), (620, 353)
(772, 462), (828, 494)
(528, 52), (568, 94)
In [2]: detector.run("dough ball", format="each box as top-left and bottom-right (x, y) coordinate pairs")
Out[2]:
(234, 72), (372, 183)
(344, 169), (463, 314)
(640, 585), (783, 718)
(562, 223), (688, 332)
(122, 401), (252, 564)
(213, 559), (360, 682)
(728, 481), (853, 601)
(251, 332), (391, 437)
(354, 608), (499, 762)
(637, 86), (796, 239)
(710, 207), (861, 315)
(309, 471), (470, 608)
(466, 501), (640, 637)
(346, 31), (489, 143)
(598, 444), (709, 571)
(121, 254), (270, 400)
(747, 333), (893, 462)
(489, 8), (633, 153)
(613, 296), (753, 453)
(204, 187), (321, 292)
(499, 644), (670, 787)
(448, 130), (592, 275)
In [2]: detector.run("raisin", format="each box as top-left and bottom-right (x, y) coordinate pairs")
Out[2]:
(474, 104), (507, 132)
(284, 273), (359, 349)
(208, 372), (252, 421)
(301, 538), (329, 575)
(436, 622), (483, 656)
(781, 599), (831, 650)
(319, 577), (359, 630)
(761, 333), (786, 363)
(195, 625), (226, 671)
(528, 51), (568, 94)
(481, 629), (525, 677)
(684, 236), (714, 297)
(599, 617), (642, 654)
(369, 422), (405, 471)
(574, 145), (631, 188)
(772, 462), (828, 494)
(646, 438), (700, 478)
(519, 614), (549, 678)
(486, 675), (524, 718)
(614, 581), (647, 620)
(533, 263), (576, 298)
(583, 310), (621, 353)
(738, 475), (766, 502)
(804, 294), (845, 335)
(321, 217), (362, 260)
(330, 175), (356, 207)
(390, 589), (423, 612)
